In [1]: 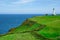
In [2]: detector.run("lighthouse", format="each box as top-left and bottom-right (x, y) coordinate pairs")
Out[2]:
(53, 8), (56, 15)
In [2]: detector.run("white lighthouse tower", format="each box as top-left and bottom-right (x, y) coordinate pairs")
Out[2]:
(53, 8), (56, 15)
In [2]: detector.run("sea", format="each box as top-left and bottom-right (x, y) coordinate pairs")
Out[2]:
(0, 14), (44, 34)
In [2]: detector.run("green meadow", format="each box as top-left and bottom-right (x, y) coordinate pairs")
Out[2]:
(0, 15), (60, 40)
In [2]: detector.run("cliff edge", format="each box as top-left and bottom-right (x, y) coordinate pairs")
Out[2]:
(0, 16), (60, 40)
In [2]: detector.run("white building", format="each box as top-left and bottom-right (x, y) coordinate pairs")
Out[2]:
(53, 8), (56, 15)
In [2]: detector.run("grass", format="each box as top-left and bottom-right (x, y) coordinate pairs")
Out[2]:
(0, 33), (39, 40)
(29, 15), (60, 38)
(12, 21), (41, 33)
(0, 15), (60, 40)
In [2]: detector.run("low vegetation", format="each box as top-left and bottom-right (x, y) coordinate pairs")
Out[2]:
(0, 15), (60, 40)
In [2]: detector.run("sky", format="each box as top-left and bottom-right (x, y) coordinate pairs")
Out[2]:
(0, 0), (60, 14)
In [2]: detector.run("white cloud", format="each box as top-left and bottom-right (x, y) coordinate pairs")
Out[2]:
(0, 0), (35, 6)
(0, 0), (34, 5)
(12, 0), (34, 5)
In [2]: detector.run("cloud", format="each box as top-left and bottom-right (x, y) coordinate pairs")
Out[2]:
(10, 0), (34, 5)
(0, 0), (60, 13)
(0, 0), (34, 5)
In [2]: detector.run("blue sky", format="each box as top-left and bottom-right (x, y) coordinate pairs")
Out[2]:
(0, 0), (60, 14)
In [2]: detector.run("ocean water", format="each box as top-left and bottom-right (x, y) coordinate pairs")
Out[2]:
(0, 14), (43, 34)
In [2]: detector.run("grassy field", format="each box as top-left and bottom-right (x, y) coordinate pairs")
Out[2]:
(29, 16), (60, 38)
(0, 33), (40, 40)
(0, 15), (60, 40)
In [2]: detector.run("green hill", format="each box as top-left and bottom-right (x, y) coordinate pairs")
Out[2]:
(29, 16), (60, 38)
(0, 15), (60, 40)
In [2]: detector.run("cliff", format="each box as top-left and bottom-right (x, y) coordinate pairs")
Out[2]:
(0, 15), (60, 40)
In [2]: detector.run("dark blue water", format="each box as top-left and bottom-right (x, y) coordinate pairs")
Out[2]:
(0, 14), (43, 34)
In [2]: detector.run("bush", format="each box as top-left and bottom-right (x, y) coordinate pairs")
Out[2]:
(45, 14), (48, 16)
